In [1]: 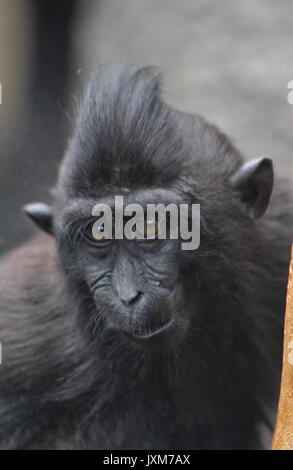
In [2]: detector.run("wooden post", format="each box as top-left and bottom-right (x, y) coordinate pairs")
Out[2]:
(271, 245), (293, 450)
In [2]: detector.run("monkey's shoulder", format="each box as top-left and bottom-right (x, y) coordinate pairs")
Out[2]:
(0, 234), (58, 312)
(0, 234), (56, 282)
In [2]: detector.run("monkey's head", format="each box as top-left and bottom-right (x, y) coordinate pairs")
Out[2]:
(24, 67), (274, 351)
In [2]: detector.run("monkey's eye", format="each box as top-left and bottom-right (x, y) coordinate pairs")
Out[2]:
(81, 219), (112, 244)
(91, 220), (112, 241)
(142, 218), (160, 239)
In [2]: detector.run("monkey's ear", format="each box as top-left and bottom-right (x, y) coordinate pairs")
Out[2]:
(23, 203), (53, 235)
(230, 157), (274, 219)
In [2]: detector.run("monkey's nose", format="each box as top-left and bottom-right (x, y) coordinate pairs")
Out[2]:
(120, 290), (143, 306)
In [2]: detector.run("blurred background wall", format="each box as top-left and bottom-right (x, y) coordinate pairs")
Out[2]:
(0, 0), (292, 254)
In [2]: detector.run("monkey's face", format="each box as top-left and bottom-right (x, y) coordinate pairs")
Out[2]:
(83, 240), (189, 350)
(56, 192), (194, 350)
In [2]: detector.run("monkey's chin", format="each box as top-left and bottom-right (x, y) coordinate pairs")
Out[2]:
(123, 319), (186, 350)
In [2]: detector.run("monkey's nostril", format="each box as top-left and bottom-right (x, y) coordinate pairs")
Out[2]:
(121, 290), (143, 306)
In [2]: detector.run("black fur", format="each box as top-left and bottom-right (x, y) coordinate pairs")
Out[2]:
(0, 67), (292, 449)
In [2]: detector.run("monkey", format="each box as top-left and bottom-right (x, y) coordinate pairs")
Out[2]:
(0, 66), (292, 450)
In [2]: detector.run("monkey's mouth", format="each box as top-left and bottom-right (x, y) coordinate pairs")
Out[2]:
(126, 318), (176, 341)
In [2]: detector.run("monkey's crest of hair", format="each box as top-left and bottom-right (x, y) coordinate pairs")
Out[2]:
(57, 65), (242, 204)
(58, 66), (185, 198)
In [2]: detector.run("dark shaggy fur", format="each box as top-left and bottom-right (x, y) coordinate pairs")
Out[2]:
(0, 67), (292, 449)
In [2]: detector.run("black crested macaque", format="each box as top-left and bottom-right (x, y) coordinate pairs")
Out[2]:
(0, 67), (292, 450)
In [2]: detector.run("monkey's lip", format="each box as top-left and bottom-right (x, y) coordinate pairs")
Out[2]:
(126, 318), (176, 340)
